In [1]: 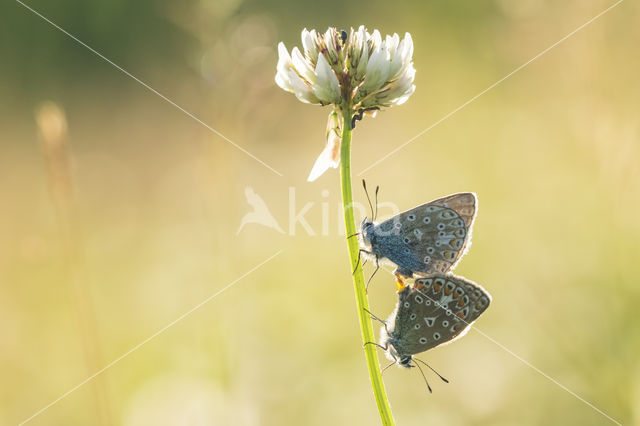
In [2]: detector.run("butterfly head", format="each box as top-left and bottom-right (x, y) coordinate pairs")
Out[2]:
(399, 356), (414, 368)
(384, 342), (413, 369)
(360, 217), (376, 247)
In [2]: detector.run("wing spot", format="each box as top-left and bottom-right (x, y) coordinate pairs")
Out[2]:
(423, 255), (431, 264)
(454, 228), (466, 238)
(442, 320), (449, 327)
(403, 237), (410, 244)
(427, 247), (435, 254)
(409, 313), (417, 320)
(419, 337), (428, 344)
(441, 251), (456, 261)
(424, 318), (435, 327)
(414, 295), (424, 303)
(407, 214), (416, 221)
(433, 332), (441, 340)
(439, 210), (456, 219)
(423, 216), (431, 224)
(404, 302), (410, 308)
(414, 323), (421, 330)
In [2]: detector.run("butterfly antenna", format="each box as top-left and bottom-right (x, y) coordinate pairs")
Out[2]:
(346, 232), (361, 239)
(414, 357), (449, 383)
(362, 179), (375, 220)
(374, 185), (379, 220)
(413, 359), (433, 393)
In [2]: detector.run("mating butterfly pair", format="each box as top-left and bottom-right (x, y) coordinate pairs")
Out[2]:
(358, 187), (491, 389)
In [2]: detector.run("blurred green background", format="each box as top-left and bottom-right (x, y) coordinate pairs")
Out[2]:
(1, 0), (639, 424)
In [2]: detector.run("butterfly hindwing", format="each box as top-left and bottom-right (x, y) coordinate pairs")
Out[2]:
(388, 274), (491, 357)
(372, 193), (477, 276)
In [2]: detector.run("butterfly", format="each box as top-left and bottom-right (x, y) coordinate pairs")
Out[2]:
(357, 182), (477, 285)
(367, 274), (491, 391)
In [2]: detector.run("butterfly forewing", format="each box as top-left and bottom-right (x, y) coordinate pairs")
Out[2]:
(373, 193), (477, 276)
(389, 274), (491, 356)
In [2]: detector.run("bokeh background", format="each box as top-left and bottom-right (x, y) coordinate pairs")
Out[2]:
(2, 0), (639, 424)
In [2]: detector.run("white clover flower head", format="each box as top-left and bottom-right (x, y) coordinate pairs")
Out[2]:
(275, 26), (416, 180)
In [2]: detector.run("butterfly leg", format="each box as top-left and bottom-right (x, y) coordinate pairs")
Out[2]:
(352, 249), (373, 275)
(363, 307), (390, 335)
(364, 341), (387, 351)
(365, 259), (380, 292)
(381, 359), (398, 374)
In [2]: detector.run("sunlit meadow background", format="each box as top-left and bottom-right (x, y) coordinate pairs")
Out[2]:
(1, 0), (639, 425)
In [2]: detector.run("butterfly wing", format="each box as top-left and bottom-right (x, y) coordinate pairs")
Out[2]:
(391, 274), (491, 357)
(373, 193), (477, 276)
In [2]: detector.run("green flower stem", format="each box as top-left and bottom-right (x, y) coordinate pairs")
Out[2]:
(339, 106), (395, 425)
